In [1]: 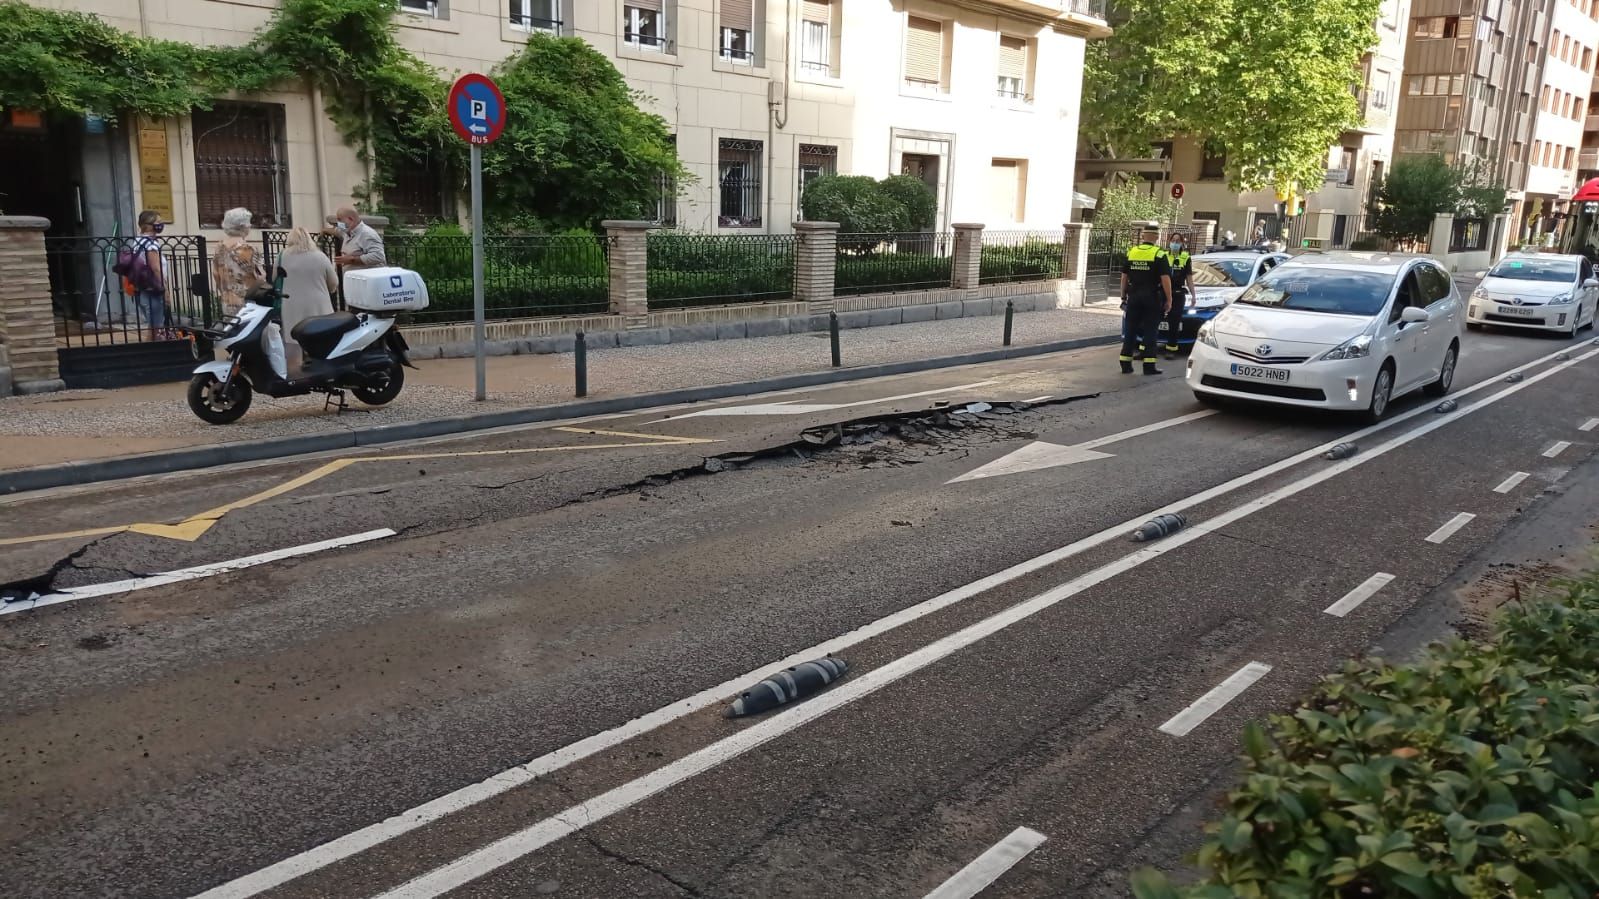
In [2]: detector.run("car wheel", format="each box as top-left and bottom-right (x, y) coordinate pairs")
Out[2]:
(1424, 342), (1458, 397)
(1361, 362), (1395, 424)
(1466, 321), (1483, 332)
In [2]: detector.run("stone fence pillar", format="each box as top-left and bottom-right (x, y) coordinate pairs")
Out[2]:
(0, 216), (63, 394)
(952, 223), (985, 290)
(603, 220), (653, 328)
(1430, 212), (1455, 259)
(1060, 223), (1090, 308)
(1190, 219), (1217, 250)
(794, 221), (839, 312)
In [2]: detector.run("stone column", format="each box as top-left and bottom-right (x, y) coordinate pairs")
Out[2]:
(794, 221), (839, 313)
(0, 216), (63, 394)
(1430, 212), (1455, 259)
(1190, 219), (1217, 250)
(1058, 223), (1090, 309)
(952, 223), (985, 290)
(603, 220), (653, 328)
(361, 214), (390, 234)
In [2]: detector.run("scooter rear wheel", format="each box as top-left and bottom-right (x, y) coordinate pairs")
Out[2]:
(187, 373), (252, 424)
(352, 361), (405, 406)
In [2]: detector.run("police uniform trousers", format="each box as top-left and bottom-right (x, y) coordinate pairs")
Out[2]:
(1121, 293), (1164, 365)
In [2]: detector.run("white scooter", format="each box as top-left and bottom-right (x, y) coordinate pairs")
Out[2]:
(184, 267), (429, 424)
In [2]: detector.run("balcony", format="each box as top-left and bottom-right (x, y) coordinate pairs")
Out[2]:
(977, 0), (1111, 38)
(1349, 89), (1393, 134)
(1582, 148), (1599, 171)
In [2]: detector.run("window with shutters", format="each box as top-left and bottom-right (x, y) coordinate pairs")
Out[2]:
(796, 143), (837, 219)
(192, 102), (291, 229)
(624, 1), (669, 51)
(903, 16), (947, 94)
(988, 159), (1025, 224)
(718, 138), (763, 228)
(1200, 147), (1226, 180)
(799, 0), (836, 77)
(510, 0), (561, 33)
(719, 0), (755, 64)
(996, 35), (1029, 101)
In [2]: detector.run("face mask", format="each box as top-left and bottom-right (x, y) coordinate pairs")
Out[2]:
(1169, 242), (1182, 253)
(336, 221), (349, 233)
(153, 223), (165, 234)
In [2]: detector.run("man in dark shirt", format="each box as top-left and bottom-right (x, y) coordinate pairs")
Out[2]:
(1120, 225), (1173, 375)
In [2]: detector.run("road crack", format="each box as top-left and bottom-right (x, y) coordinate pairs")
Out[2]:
(0, 533), (128, 601)
(580, 833), (703, 897)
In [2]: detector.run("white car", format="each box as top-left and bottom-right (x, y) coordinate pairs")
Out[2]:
(1466, 253), (1599, 336)
(1188, 253), (1465, 422)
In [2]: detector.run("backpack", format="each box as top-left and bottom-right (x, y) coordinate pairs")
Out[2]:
(112, 240), (158, 292)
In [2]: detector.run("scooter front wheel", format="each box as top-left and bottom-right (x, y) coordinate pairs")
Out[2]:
(187, 373), (253, 424)
(352, 361), (405, 407)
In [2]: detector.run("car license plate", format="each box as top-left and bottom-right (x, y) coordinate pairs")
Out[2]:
(1498, 305), (1536, 316)
(1230, 363), (1290, 383)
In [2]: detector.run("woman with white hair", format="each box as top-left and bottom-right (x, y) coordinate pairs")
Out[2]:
(278, 227), (339, 372)
(209, 207), (266, 317)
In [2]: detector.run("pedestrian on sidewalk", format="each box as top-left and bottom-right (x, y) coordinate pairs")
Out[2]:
(1119, 225), (1172, 376)
(210, 208), (266, 319)
(331, 207), (386, 276)
(278, 227), (340, 373)
(132, 210), (169, 338)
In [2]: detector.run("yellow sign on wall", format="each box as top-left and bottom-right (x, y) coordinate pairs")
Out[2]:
(135, 115), (173, 222)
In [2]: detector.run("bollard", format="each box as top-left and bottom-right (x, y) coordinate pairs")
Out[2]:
(1325, 442), (1359, 460)
(1131, 513), (1187, 543)
(1435, 399), (1458, 413)
(1003, 300), (1014, 346)
(1505, 372), (1523, 383)
(829, 311), (841, 367)
(574, 331), (588, 398)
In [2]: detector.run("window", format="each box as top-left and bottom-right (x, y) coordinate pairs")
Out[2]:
(719, 0), (755, 64)
(1586, 48), (1594, 69)
(1406, 75), (1422, 95)
(903, 16), (946, 93)
(1418, 263), (1453, 304)
(1200, 146), (1226, 180)
(996, 35), (1028, 100)
(1339, 146), (1358, 185)
(510, 0), (560, 32)
(988, 159), (1025, 224)
(1445, 95), (1462, 128)
(799, 0), (834, 76)
(192, 102), (290, 229)
(624, 1), (668, 51)
(1371, 70), (1391, 108)
(1152, 140), (1174, 159)
(384, 156), (450, 226)
(653, 135), (677, 227)
(1568, 147), (1577, 168)
(718, 138), (763, 228)
(1414, 16), (1443, 37)
(1512, 140), (1523, 162)
(1543, 85), (1552, 109)
(1578, 99), (1587, 120)
(399, 0), (440, 17)
(796, 143), (837, 218)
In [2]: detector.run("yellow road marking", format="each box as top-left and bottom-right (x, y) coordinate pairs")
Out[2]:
(1, 432), (718, 548)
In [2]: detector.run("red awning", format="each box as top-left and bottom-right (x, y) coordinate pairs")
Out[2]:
(1573, 178), (1599, 202)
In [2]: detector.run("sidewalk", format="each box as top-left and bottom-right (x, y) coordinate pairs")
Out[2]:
(0, 309), (1118, 472)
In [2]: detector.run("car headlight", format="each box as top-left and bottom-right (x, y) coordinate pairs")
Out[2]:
(1471, 287), (1488, 300)
(1197, 322), (1219, 348)
(1320, 334), (1373, 361)
(1547, 292), (1575, 305)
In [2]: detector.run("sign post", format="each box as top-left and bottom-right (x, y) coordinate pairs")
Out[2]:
(448, 73), (507, 402)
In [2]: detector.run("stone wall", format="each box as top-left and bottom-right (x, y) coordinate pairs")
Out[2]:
(0, 217), (64, 394)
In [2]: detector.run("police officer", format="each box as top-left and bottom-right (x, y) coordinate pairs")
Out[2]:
(1161, 231), (1194, 358)
(1120, 225), (1172, 375)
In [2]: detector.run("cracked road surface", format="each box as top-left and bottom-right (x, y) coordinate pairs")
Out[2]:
(4, 332), (1599, 898)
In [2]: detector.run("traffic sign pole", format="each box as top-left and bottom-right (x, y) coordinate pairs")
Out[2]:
(470, 142), (486, 402)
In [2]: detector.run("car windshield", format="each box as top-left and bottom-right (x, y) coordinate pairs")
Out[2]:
(1233, 268), (1395, 316)
(1487, 258), (1577, 283)
(1192, 260), (1251, 286)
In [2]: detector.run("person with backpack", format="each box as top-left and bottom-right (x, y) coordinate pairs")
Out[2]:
(113, 211), (168, 337)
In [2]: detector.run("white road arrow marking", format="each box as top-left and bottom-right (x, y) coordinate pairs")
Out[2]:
(946, 441), (1113, 483)
(665, 380), (999, 418)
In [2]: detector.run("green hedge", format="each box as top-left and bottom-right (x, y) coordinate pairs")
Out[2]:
(1133, 575), (1599, 899)
(835, 252), (953, 294)
(979, 241), (1063, 284)
(646, 234), (795, 307)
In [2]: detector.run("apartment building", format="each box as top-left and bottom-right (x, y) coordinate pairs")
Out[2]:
(0, 0), (1109, 240)
(1524, 0), (1599, 238)
(1072, 0), (1411, 246)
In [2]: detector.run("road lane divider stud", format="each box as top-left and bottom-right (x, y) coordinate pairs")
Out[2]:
(1130, 513), (1187, 543)
(1506, 372), (1524, 383)
(726, 656), (849, 717)
(1557, 352), (1571, 361)
(1435, 399), (1458, 413)
(1324, 442), (1359, 460)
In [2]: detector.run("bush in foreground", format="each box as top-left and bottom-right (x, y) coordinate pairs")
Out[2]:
(1132, 576), (1599, 899)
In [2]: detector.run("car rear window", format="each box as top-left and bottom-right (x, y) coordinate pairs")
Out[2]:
(1487, 258), (1577, 282)
(1233, 268), (1395, 316)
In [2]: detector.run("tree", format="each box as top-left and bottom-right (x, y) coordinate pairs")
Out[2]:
(481, 34), (684, 231)
(1455, 156), (1509, 219)
(1093, 178), (1183, 251)
(800, 174), (935, 233)
(1083, 0), (1383, 196)
(1371, 154), (1458, 243)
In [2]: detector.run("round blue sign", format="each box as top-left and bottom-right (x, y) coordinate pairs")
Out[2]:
(448, 74), (506, 145)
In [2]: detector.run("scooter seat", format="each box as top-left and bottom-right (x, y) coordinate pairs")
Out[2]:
(290, 312), (361, 346)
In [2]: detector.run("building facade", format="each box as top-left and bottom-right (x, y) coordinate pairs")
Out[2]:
(0, 0), (1109, 241)
(1523, 0), (1599, 238)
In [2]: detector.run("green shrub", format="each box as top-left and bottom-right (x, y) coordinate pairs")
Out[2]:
(1132, 575), (1599, 899)
(835, 252), (952, 294)
(801, 174), (936, 233)
(979, 241), (1063, 284)
(878, 174), (938, 231)
(647, 234), (794, 307)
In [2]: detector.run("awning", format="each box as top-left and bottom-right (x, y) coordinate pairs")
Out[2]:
(1072, 191), (1097, 209)
(1573, 178), (1599, 202)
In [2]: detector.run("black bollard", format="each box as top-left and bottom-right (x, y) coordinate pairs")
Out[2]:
(574, 331), (588, 398)
(829, 311), (841, 367)
(1003, 300), (1014, 346)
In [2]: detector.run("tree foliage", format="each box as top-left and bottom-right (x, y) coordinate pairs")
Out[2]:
(1093, 179), (1184, 251)
(800, 174), (937, 233)
(1084, 0), (1383, 195)
(1370, 155), (1508, 243)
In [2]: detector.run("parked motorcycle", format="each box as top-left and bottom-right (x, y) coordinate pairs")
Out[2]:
(184, 267), (429, 425)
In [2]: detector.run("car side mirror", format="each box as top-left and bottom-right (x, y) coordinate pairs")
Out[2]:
(1400, 306), (1430, 324)
(1473, 270), (1487, 279)
(1585, 278), (1599, 289)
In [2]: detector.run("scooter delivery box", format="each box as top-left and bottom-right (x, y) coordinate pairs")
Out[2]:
(344, 267), (430, 313)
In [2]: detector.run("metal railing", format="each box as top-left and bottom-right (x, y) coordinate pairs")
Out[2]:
(1450, 217), (1489, 253)
(384, 233), (610, 323)
(979, 229), (1065, 285)
(834, 232), (954, 296)
(647, 233), (795, 309)
(1063, 0), (1107, 18)
(47, 235), (215, 347)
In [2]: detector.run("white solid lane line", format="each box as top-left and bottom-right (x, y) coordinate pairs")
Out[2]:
(195, 342), (1591, 899)
(0, 529), (397, 617)
(1075, 409), (1219, 450)
(1023, 395), (1054, 403)
(1543, 440), (1573, 458)
(1493, 471), (1530, 494)
(923, 827), (1048, 899)
(1157, 663), (1273, 737)
(1580, 418), (1599, 432)
(370, 347), (1599, 899)
(1323, 572), (1396, 618)
(1425, 513), (1477, 545)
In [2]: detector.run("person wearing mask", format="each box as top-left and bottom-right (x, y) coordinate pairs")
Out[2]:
(132, 210), (169, 338)
(1119, 225), (1172, 375)
(278, 227), (340, 373)
(1161, 232), (1195, 358)
(210, 207), (266, 318)
(331, 207), (386, 275)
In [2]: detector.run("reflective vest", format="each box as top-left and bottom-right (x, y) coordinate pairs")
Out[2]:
(1167, 250), (1191, 292)
(1125, 243), (1167, 299)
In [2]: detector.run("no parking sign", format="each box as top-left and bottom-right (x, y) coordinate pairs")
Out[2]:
(448, 74), (506, 146)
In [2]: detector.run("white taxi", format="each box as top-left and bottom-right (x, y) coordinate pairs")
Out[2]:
(1188, 253), (1465, 422)
(1467, 253), (1599, 336)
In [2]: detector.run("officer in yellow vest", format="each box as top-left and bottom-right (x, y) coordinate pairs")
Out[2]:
(1161, 231), (1194, 357)
(1120, 225), (1173, 375)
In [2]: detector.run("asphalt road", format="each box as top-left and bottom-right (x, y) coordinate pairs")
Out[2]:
(3, 324), (1598, 899)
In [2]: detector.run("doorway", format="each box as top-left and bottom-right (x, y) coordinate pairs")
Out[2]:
(891, 130), (954, 232)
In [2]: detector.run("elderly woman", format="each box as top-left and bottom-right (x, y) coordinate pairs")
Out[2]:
(210, 207), (266, 317)
(278, 227), (339, 372)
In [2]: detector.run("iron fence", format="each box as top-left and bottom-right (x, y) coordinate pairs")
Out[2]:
(1450, 217), (1490, 253)
(1086, 228), (1120, 302)
(384, 233), (610, 323)
(647, 233), (795, 309)
(46, 235), (215, 347)
(260, 230), (346, 309)
(979, 229), (1065, 285)
(834, 232), (954, 296)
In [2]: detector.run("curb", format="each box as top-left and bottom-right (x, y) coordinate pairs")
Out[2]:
(0, 334), (1119, 495)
